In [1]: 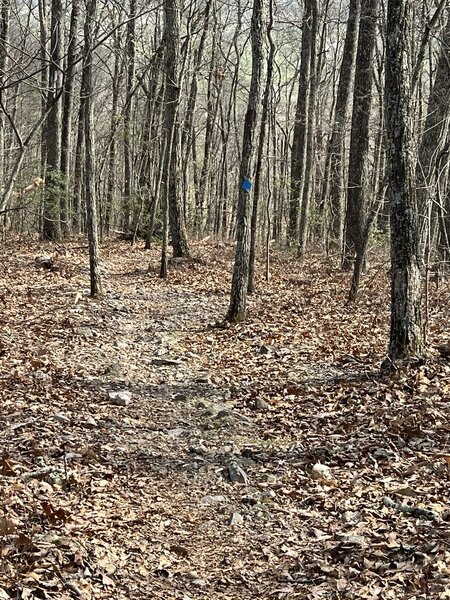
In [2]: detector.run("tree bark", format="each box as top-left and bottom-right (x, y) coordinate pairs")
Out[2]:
(226, 0), (264, 322)
(288, 0), (313, 243)
(123, 0), (136, 231)
(163, 0), (190, 259)
(386, 0), (422, 361)
(60, 0), (81, 236)
(248, 0), (275, 294)
(343, 0), (379, 269)
(0, 0), (11, 186)
(322, 0), (360, 249)
(83, 0), (102, 297)
(297, 0), (318, 258)
(42, 0), (64, 240)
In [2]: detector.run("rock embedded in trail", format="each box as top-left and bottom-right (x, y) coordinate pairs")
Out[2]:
(227, 461), (249, 485)
(254, 397), (271, 411)
(201, 495), (228, 505)
(151, 357), (182, 367)
(108, 391), (132, 406)
(227, 512), (244, 526)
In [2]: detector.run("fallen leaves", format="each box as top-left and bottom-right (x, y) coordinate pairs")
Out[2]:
(0, 239), (449, 599)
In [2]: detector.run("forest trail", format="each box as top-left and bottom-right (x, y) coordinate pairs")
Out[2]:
(1, 240), (450, 600)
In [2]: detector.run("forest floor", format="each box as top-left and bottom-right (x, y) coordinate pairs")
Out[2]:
(0, 238), (450, 600)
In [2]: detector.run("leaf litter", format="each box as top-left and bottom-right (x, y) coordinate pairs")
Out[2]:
(0, 238), (449, 599)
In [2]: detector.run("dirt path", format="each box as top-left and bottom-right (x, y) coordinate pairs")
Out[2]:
(1, 240), (450, 600)
(0, 241), (298, 600)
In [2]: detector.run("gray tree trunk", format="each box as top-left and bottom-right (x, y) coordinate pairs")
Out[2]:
(105, 44), (123, 234)
(163, 0), (190, 260)
(42, 0), (63, 240)
(288, 0), (313, 243)
(342, 0), (379, 269)
(248, 0), (275, 294)
(123, 0), (136, 231)
(60, 0), (80, 236)
(0, 0), (11, 187)
(322, 0), (360, 249)
(83, 0), (102, 297)
(226, 0), (264, 322)
(297, 0), (318, 258)
(386, 0), (422, 361)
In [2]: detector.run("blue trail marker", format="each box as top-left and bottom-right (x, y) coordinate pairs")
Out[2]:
(241, 178), (252, 193)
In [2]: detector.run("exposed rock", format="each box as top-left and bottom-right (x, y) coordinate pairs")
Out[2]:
(373, 447), (393, 461)
(105, 363), (124, 377)
(215, 409), (231, 419)
(196, 371), (211, 384)
(151, 357), (182, 366)
(53, 413), (71, 424)
(227, 512), (244, 526)
(189, 445), (208, 456)
(75, 327), (94, 338)
(108, 391), (132, 406)
(227, 461), (248, 485)
(255, 397), (271, 411)
(201, 495), (227, 505)
(35, 255), (56, 270)
(311, 463), (333, 483)
(80, 416), (98, 429)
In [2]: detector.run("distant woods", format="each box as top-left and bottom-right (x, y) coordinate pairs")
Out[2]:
(0, 0), (448, 353)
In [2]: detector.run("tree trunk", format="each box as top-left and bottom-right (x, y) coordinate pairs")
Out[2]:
(105, 45), (123, 234)
(342, 0), (379, 269)
(123, 0), (136, 231)
(83, 0), (102, 297)
(248, 0), (275, 294)
(73, 96), (85, 234)
(297, 0), (318, 258)
(60, 0), (80, 236)
(181, 0), (212, 217)
(42, 0), (63, 241)
(226, 0), (264, 323)
(386, 0), (422, 361)
(0, 0), (10, 186)
(38, 0), (48, 181)
(288, 0), (313, 243)
(163, 0), (190, 260)
(322, 0), (360, 249)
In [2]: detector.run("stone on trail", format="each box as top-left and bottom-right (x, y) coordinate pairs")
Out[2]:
(227, 512), (244, 526)
(311, 463), (333, 483)
(151, 357), (182, 367)
(227, 461), (248, 485)
(201, 495), (227, 505)
(108, 391), (132, 406)
(254, 397), (271, 411)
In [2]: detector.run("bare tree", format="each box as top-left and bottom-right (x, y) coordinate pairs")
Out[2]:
(226, 0), (265, 322)
(288, 0), (314, 244)
(343, 0), (379, 269)
(60, 0), (81, 236)
(322, 0), (360, 249)
(385, 0), (422, 361)
(161, 0), (190, 268)
(42, 0), (64, 241)
(83, 0), (102, 297)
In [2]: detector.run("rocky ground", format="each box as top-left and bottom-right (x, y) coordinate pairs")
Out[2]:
(0, 238), (449, 600)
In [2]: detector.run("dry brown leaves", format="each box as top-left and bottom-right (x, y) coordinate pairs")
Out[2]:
(0, 238), (449, 599)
